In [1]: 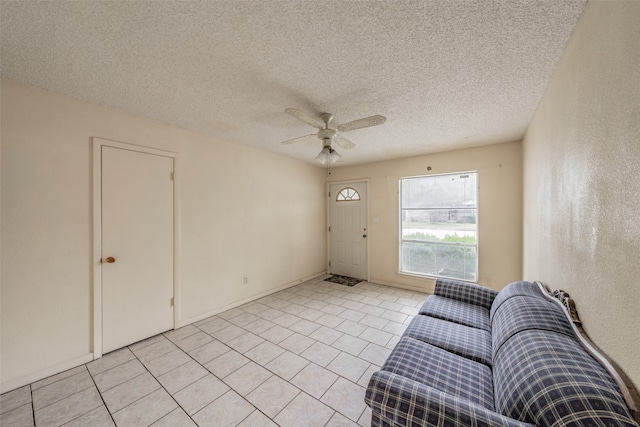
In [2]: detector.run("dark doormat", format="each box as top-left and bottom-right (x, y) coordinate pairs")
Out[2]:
(325, 275), (363, 287)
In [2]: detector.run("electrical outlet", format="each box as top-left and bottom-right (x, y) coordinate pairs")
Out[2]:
(243, 275), (248, 285)
(485, 277), (492, 287)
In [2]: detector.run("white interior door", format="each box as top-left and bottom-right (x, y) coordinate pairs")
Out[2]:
(101, 146), (175, 353)
(330, 182), (368, 280)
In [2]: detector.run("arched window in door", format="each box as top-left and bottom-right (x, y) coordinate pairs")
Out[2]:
(336, 187), (360, 201)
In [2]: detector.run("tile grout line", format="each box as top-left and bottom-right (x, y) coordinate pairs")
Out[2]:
(87, 343), (186, 425)
(30, 369), (95, 415)
(123, 345), (198, 425)
(30, 384), (35, 427)
(83, 365), (118, 427)
(33, 383), (97, 419)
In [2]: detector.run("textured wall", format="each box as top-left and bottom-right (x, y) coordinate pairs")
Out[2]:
(329, 141), (523, 293)
(523, 1), (640, 388)
(1, 79), (327, 391)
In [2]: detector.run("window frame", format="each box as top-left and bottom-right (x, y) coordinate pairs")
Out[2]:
(336, 187), (361, 202)
(398, 171), (479, 283)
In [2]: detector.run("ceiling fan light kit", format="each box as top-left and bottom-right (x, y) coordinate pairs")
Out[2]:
(316, 141), (342, 165)
(281, 108), (386, 164)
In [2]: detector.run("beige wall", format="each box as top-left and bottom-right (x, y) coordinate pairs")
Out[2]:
(523, 1), (640, 388)
(328, 141), (523, 293)
(0, 79), (327, 391)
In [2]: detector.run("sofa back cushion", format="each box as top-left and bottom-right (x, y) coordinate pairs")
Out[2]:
(490, 281), (546, 321)
(493, 330), (636, 426)
(491, 295), (576, 359)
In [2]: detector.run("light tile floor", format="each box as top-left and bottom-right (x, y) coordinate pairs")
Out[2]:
(0, 276), (428, 427)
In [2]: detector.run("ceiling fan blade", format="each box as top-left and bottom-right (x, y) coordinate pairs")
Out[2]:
(281, 134), (316, 145)
(335, 134), (355, 150)
(337, 115), (386, 132)
(285, 108), (324, 129)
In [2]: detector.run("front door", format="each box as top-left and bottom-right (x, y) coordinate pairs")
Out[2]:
(101, 145), (175, 353)
(329, 182), (368, 280)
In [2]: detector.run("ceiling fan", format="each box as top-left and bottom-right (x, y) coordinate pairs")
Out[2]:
(281, 108), (386, 164)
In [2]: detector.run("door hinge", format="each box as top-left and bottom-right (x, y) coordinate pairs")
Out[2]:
(170, 172), (175, 181)
(328, 261), (331, 267)
(170, 297), (174, 307)
(328, 192), (331, 197)
(328, 226), (331, 232)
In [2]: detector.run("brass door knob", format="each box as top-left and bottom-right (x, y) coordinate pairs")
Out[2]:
(105, 257), (116, 263)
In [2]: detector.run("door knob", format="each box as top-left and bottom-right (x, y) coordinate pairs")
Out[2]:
(105, 257), (116, 263)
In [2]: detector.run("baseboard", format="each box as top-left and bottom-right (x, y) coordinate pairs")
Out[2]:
(175, 271), (328, 328)
(369, 277), (435, 295)
(1, 353), (94, 394)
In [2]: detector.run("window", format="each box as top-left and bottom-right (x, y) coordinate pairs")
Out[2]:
(336, 187), (360, 201)
(400, 172), (478, 281)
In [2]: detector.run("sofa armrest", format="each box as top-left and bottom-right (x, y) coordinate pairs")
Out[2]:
(434, 278), (498, 310)
(365, 371), (532, 427)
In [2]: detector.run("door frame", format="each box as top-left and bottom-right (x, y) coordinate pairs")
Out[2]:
(326, 179), (370, 281)
(92, 138), (180, 358)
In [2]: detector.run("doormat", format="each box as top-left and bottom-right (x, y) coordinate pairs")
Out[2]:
(325, 275), (363, 287)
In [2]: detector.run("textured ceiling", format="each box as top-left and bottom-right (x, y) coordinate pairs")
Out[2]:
(1, 0), (586, 166)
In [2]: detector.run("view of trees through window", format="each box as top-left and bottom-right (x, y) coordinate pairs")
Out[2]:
(400, 172), (478, 281)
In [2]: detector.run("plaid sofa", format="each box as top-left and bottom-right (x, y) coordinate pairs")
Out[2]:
(365, 279), (638, 427)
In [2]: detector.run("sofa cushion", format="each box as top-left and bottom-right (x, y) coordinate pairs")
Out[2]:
(493, 330), (636, 426)
(490, 281), (546, 321)
(491, 295), (576, 359)
(419, 295), (491, 331)
(403, 314), (492, 366)
(380, 336), (495, 410)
